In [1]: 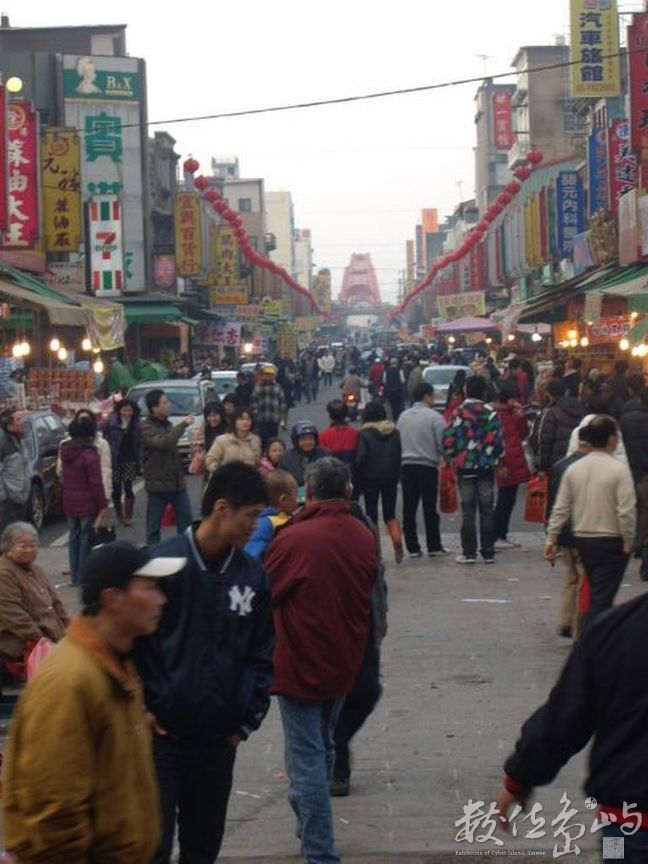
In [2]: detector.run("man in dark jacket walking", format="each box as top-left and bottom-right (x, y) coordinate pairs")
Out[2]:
(136, 462), (274, 864)
(265, 458), (377, 864)
(533, 379), (583, 473)
(620, 386), (648, 486)
(141, 389), (194, 545)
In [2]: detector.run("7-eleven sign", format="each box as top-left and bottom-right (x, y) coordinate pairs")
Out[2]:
(89, 195), (124, 296)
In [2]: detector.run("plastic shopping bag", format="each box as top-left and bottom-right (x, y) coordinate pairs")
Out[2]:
(524, 474), (548, 523)
(26, 637), (55, 681)
(188, 447), (206, 475)
(439, 465), (458, 514)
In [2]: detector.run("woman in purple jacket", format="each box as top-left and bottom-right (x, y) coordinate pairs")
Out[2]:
(102, 399), (141, 526)
(60, 416), (107, 585)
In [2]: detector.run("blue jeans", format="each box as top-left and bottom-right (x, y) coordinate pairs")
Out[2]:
(602, 824), (648, 863)
(458, 471), (495, 560)
(278, 696), (343, 864)
(69, 515), (95, 585)
(146, 490), (193, 546)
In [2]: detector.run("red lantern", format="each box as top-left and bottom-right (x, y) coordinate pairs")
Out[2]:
(193, 175), (209, 191)
(514, 165), (532, 181)
(498, 192), (512, 206)
(204, 188), (219, 203)
(214, 200), (228, 214)
(183, 156), (199, 174)
(506, 181), (521, 195)
(477, 219), (489, 233)
(526, 149), (544, 165)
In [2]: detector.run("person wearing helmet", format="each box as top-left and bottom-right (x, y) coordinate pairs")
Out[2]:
(250, 364), (287, 449)
(278, 421), (330, 491)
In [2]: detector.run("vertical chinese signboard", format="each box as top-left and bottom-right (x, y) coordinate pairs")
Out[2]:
(174, 193), (202, 276)
(63, 55), (147, 292)
(211, 226), (247, 305)
(0, 84), (7, 231)
(2, 100), (38, 248)
(41, 128), (82, 252)
(556, 171), (585, 257)
(570, 0), (620, 98)
(608, 119), (637, 216)
(491, 90), (514, 150)
(628, 13), (648, 183)
(89, 194), (124, 297)
(588, 128), (610, 214)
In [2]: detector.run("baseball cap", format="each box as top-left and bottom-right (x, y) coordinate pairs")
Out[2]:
(80, 541), (186, 607)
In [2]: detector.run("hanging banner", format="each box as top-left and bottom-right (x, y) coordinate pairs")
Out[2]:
(174, 192), (202, 276)
(469, 243), (486, 290)
(588, 128), (610, 214)
(2, 100), (39, 248)
(587, 315), (632, 344)
(211, 226), (247, 305)
(492, 90), (514, 150)
(608, 119), (638, 216)
(89, 194), (124, 297)
(223, 321), (241, 349)
(41, 127), (82, 252)
(436, 291), (486, 320)
(82, 304), (125, 350)
(570, 0), (620, 98)
(0, 85), (7, 231)
(639, 194), (648, 256)
(556, 171), (585, 257)
(628, 13), (648, 176)
(573, 231), (596, 274)
(584, 290), (603, 324)
(618, 188), (639, 266)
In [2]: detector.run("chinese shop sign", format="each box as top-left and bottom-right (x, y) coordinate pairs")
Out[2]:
(41, 128), (82, 253)
(556, 172), (585, 256)
(174, 193), (203, 277)
(570, 0), (621, 98)
(2, 100), (38, 248)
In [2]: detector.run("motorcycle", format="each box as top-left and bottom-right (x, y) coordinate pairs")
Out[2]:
(343, 391), (359, 422)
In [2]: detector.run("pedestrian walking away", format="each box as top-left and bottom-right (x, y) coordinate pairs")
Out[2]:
(383, 357), (406, 421)
(0, 408), (30, 534)
(135, 462), (274, 864)
(140, 388), (194, 546)
(319, 399), (360, 465)
(2, 541), (184, 864)
(397, 383), (447, 559)
(265, 458), (377, 864)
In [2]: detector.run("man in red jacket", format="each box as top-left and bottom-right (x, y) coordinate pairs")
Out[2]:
(265, 457), (377, 864)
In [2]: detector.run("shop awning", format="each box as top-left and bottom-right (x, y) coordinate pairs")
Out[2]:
(517, 264), (618, 323)
(435, 316), (497, 333)
(628, 316), (648, 345)
(0, 278), (88, 327)
(587, 265), (648, 298)
(124, 302), (184, 325)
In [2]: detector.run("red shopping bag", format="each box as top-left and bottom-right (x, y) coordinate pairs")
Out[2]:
(524, 474), (548, 523)
(161, 503), (176, 526)
(188, 447), (206, 475)
(26, 637), (55, 681)
(439, 465), (458, 514)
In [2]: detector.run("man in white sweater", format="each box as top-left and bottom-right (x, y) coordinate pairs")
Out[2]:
(545, 415), (636, 633)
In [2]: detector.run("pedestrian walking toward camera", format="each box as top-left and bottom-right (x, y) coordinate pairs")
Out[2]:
(3, 541), (184, 864)
(319, 350), (335, 387)
(545, 415), (635, 633)
(205, 407), (261, 471)
(444, 375), (503, 564)
(250, 364), (288, 448)
(60, 415), (108, 585)
(136, 462), (274, 864)
(102, 398), (141, 526)
(0, 408), (30, 534)
(397, 383), (447, 558)
(492, 383), (530, 549)
(140, 388), (194, 546)
(265, 458), (376, 864)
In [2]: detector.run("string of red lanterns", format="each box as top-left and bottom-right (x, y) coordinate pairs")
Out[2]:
(391, 149), (543, 319)
(181, 157), (327, 317)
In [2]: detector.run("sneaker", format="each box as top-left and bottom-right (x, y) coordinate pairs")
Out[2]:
(483, 557), (496, 564)
(409, 551), (423, 559)
(428, 548), (449, 557)
(494, 538), (520, 550)
(455, 555), (477, 564)
(330, 776), (350, 797)
(558, 625), (572, 638)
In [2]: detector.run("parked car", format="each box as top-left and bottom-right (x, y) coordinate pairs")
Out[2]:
(126, 378), (216, 465)
(422, 365), (471, 411)
(21, 411), (67, 531)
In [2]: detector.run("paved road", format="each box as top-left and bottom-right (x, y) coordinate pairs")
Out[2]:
(32, 384), (647, 862)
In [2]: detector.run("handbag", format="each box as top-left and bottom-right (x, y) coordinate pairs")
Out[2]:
(439, 465), (458, 514)
(524, 474), (548, 523)
(188, 446), (206, 475)
(90, 512), (117, 547)
(26, 637), (55, 681)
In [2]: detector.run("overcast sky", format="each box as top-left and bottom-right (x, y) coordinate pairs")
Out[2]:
(10, 1), (647, 300)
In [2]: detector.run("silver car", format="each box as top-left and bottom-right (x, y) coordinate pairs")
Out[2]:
(422, 365), (470, 411)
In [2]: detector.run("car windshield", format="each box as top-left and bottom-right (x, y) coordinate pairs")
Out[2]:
(213, 376), (237, 395)
(132, 388), (202, 416)
(423, 368), (463, 386)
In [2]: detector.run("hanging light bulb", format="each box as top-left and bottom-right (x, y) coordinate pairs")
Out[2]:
(448, 336), (456, 344)
(11, 343), (22, 358)
(531, 332), (542, 343)
(81, 337), (92, 351)
(580, 337), (589, 348)
(619, 338), (630, 352)
(569, 338), (578, 348)
(508, 334), (515, 342)
(20, 341), (30, 356)
(57, 347), (68, 361)
(50, 337), (60, 352)
(632, 347), (640, 357)
(93, 360), (104, 374)
(92, 346), (101, 354)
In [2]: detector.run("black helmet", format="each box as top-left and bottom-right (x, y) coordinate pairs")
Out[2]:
(291, 420), (318, 444)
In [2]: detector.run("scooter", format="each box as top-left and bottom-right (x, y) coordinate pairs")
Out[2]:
(343, 391), (359, 422)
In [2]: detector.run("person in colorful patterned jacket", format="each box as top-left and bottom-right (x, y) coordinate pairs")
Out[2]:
(443, 375), (503, 565)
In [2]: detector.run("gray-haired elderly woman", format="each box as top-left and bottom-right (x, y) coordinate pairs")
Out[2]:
(0, 522), (69, 661)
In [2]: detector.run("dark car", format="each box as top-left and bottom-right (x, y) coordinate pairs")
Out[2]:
(21, 411), (67, 531)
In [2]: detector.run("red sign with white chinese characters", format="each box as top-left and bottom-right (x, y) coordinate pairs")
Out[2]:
(608, 119), (637, 217)
(586, 315), (633, 344)
(492, 90), (514, 151)
(469, 242), (486, 290)
(0, 86), (7, 231)
(2, 100), (38, 248)
(628, 13), (648, 180)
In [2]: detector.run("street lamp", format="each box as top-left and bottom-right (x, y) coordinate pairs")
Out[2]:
(81, 337), (92, 351)
(6, 76), (23, 94)
(49, 337), (60, 352)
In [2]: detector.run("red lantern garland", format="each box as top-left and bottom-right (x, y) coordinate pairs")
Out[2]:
(193, 175), (210, 191)
(526, 149), (544, 166)
(506, 181), (521, 195)
(183, 156), (199, 174)
(514, 165), (532, 181)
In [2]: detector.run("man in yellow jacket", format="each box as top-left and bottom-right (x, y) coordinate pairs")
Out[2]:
(2, 541), (186, 864)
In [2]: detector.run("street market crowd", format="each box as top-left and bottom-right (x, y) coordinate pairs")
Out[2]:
(0, 343), (645, 862)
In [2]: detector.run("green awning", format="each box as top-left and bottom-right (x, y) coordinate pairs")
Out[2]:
(0, 310), (34, 328)
(587, 264), (648, 295)
(628, 316), (648, 345)
(0, 263), (81, 306)
(124, 302), (183, 325)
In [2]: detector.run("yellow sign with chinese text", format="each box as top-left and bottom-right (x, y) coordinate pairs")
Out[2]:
(570, 0), (620, 98)
(41, 128), (82, 252)
(210, 226), (248, 305)
(175, 193), (202, 276)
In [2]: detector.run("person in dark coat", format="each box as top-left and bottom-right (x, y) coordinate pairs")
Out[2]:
(383, 358), (406, 421)
(355, 400), (403, 562)
(620, 387), (648, 487)
(278, 421), (329, 491)
(493, 383), (530, 549)
(102, 399), (141, 526)
(533, 379), (583, 473)
(59, 416), (107, 585)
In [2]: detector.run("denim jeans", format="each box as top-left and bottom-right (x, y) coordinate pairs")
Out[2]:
(458, 471), (495, 560)
(146, 489), (193, 546)
(69, 515), (95, 585)
(602, 824), (648, 863)
(278, 696), (344, 864)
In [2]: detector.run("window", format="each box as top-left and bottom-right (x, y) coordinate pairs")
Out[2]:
(238, 198), (252, 212)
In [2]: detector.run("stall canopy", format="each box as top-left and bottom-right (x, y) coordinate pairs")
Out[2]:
(435, 316), (497, 333)
(123, 302), (184, 325)
(0, 278), (87, 327)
